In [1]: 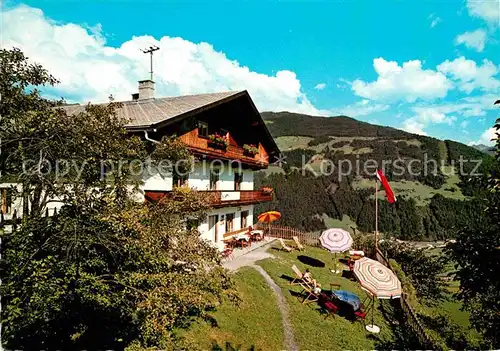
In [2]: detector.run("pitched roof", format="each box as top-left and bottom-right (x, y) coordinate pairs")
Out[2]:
(60, 91), (244, 129)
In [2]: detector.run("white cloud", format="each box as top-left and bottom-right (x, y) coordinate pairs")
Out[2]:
(401, 103), (473, 135)
(460, 120), (469, 129)
(466, 0), (500, 25)
(402, 119), (428, 135)
(412, 107), (456, 125)
(455, 29), (487, 51)
(335, 100), (390, 117)
(351, 58), (452, 102)
(462, 93), (500, 109)
(2, 5), (323, 115)
(437, 57), (500, 94)
(428, 13), (442, 28)
(469, 127), (497, 146)
(314, 83), (326, 90)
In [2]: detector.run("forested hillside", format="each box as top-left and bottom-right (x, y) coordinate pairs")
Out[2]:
(256, 112), (496, 240)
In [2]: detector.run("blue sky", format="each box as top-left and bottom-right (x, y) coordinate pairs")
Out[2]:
(2, 0), (500, 145)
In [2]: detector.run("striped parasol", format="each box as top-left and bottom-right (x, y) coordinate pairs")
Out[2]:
(319, 228), (353, 253)
(257, 211), (281, 223)
(353, 257), (402, 299)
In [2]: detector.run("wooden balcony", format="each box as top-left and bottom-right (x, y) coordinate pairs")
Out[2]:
(144, 189), (273, 208)
(178, 131), (269, 169)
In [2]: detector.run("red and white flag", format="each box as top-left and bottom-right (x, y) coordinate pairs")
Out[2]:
(376, 169), (396, 204)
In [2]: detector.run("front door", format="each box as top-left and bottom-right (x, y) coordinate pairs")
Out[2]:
(208, 215), (219, 242)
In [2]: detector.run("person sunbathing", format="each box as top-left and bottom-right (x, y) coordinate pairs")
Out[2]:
(303, 269), (322, 293)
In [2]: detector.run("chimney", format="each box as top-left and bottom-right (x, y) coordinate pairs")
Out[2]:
(137, 79), (155, 100)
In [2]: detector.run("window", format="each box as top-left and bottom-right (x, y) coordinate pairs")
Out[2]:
(173, 169), (189, 188)
(240, 210), (249, 228)
(198, 121), (208, 138)
(0, 188), (12, 214)
(226, 213), (235, 233)
(234, 172), (243, 191)
(209, 215), (219, 242)
(210, 169), (219, 190)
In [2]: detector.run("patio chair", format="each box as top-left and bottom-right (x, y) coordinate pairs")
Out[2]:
(329, 283), (341, 291)
(318, 292), (339, 319)
(293, 236), (305, 251)
(279, 238), (294, 252)
(354, 310), (368, 325)
(220, 248), (234, 261)
(290, 265), (305, 285)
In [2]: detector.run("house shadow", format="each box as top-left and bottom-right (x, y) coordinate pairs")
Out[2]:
(297, 255), (325, 268)
(341, 269), (356, 281)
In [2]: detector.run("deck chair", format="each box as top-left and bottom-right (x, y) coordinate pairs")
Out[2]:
(299, 282), (319, 304)
(293, 236), (305, 251)
(290, 265), (305, 285)
(279, 238), (293, 252)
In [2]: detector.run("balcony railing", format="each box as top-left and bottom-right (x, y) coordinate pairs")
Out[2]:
(178, 132), (269, 168)
(144, 189), (273, 207)
(207, 190), (273, 207)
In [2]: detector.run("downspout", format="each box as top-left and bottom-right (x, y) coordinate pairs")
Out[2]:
(144, 130), (160, 144)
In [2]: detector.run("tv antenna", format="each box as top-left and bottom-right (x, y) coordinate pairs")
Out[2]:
(141, 45), (160, 81)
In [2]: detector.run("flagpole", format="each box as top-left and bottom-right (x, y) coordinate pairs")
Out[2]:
(375, 177), (378, 252)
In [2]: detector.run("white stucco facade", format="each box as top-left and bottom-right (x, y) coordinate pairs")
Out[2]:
(142, 161), (254, 192)
(198, 204), (255, 251)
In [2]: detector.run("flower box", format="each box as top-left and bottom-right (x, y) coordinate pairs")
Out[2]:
(261, 186), (273, 194)
(243, 144), (259, 156)
(208, 133), (229, 149)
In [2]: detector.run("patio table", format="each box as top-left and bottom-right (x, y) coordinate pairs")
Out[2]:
(332, 290), (361, 311)
(250, 230), (264, 241)
(234, 234), (250, 241)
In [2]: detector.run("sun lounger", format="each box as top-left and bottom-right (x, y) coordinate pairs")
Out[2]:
(279, 238), (293, 252)
(299, 282), (320, 304)
(290, 265), (305, 285)
(293, 236), (305, 251)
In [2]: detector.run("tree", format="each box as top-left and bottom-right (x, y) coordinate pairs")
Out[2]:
(381, 240), (448, 304)
(0, 48), (233, 349)
(447, 101), (500, 347)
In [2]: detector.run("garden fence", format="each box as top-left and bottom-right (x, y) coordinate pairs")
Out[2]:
(375, 248), (436, 350)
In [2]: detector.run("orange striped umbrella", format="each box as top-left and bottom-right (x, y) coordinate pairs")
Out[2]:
(257, 211), (281, 223)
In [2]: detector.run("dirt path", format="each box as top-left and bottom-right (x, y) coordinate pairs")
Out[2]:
(223, 244), (299, 351)
(222, 244), (275, 271)
(251, 264), (299, 351)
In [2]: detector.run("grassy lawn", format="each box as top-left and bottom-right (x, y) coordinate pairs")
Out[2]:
(257, 244), (397, 350)
(180, 267), (285, 350)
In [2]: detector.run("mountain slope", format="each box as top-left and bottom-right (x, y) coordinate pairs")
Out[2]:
(255, 112), (494, 241)
(262, 111), (414, 139)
